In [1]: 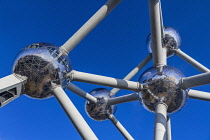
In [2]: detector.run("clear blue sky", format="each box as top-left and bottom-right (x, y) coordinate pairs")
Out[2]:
(0, 0), (210, 140)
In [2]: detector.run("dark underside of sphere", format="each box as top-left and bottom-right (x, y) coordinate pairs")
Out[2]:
(139, 66), (188, 114)
(13, 43), (71, 99)
(85, 88), (116, 121)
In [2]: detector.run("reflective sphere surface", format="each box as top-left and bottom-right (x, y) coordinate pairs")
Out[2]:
(13, 42), (71, 99)
(147, 27), (181, 57)
(138, 66), (188, 114)
(85, 88), (116, 121)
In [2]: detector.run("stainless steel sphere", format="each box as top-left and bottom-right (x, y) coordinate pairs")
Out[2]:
(147, 27), (181, 57)
(85, 88), (116, 121)
(13, 42), (71, 99)
(138, 66), (188, 114)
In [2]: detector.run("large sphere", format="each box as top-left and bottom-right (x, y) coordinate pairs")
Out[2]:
(13, 42), (71, 99)
(138, 66), (188, 114)
(147, 27), (181, 57)
(85, 88), (116, 121)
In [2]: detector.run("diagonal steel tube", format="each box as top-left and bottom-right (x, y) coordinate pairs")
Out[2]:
(111, 54), (152, 95)
(108, 114), (134, 140)
(107, 93), (139, 105)
(174, 49), (209, 73)
(66, 83), (97, 103)
(175, 49), (210, 100)
(52, 86), (98, 140)
(60, 0), (122, 54)
(148, 0), (166, 67)
(67, 70), (143, 92)
(181, 72), (210, 89)
(188, 89), (210, 101)
(154, 103), (167, 140)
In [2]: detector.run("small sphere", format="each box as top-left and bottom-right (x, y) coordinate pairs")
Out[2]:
(147, 27), (181, 57)
(85, 88), (116, 121)
(138, 66), (188, 114)
(13, 42), (72, 99)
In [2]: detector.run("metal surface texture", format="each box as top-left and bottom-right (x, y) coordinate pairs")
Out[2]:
(147, 27), (181, 57)
(138, 65), (188, 113)
(13, 42), (71, 99)
(85, 88), (116, 121)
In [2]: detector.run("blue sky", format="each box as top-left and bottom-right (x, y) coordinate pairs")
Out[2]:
(1, 0), (210, 140)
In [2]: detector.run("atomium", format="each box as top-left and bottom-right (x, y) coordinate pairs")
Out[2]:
(13, 42), (71, 99)
(138, 66), (188, 114)
(85, 88), (116, 121)
(1, 0), (210, 139)
(147, 27), (181, 57)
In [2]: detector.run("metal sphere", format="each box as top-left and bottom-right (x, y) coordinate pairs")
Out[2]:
(13, 42), (71, 99)
(147, 27), (181, 57)
(138, 66), (188, 114)
(85, 88), (116, 121)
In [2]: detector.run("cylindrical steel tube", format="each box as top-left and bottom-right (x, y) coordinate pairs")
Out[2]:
(60, 0), (122, 54)
(107, 93), (139, 105)
(181, 72), (210, 89)
(53, 86), (98, 140)
(109, 114), (134, 140)
(188, 89), (210, 101)
(175, 49), (209, 73)
(68, 70), (142, 92)
(148, 0), (166, 67)
(154, 103), (167, 140)
(66, 83), (97, 103)
(111, 54), (152, 95)
(166, 116), (172, 140)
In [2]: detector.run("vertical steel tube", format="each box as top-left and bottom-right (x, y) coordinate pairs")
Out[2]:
(166, 116), (172, 140)
(60, 0), (122, 54)
(148, 0), (166, 67)
(111, 54), (152, 95)
(108, 114), (134, 140)
(159, 0), (164, 37)
(154, 103), (167, 140)
(52, 86), (98, 140)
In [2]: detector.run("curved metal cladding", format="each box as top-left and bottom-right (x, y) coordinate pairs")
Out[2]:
(13, 42), (72, 99)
